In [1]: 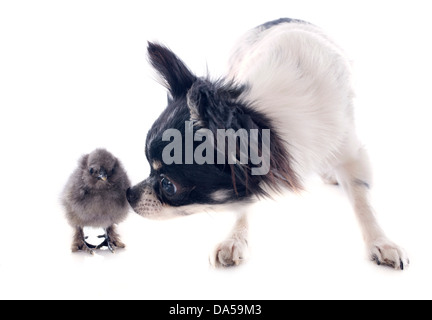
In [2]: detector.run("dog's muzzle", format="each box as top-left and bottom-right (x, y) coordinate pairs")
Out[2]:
(126, 179), (162, 217)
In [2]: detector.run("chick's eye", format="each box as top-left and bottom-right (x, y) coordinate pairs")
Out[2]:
(161, 177), (177, 196)
(89, 168), (94, 175)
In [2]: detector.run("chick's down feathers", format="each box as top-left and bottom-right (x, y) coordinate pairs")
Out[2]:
(62, 149), (131, 253)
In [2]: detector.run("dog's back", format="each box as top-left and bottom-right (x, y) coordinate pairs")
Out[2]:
(227, 19), (355, 178)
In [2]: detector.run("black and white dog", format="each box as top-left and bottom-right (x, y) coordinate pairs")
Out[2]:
(127, 18), (408, 270)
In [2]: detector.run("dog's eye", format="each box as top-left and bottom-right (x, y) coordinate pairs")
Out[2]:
(161, 177), (177, 196)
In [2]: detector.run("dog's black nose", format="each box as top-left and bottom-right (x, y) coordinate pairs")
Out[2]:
(126, 187), (137, 204)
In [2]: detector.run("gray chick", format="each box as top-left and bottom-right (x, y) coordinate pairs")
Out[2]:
(62, 149), (131, 254)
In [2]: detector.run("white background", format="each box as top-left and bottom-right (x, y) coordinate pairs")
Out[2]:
(1, 0), (431, 300)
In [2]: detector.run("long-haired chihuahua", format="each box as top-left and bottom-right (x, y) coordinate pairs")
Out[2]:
(126, 18), (408, 270)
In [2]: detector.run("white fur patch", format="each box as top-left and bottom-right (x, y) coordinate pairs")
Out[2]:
(152, 160), (162, 171)
(227, 22), (355, 178)
(210, 190), (232, 202)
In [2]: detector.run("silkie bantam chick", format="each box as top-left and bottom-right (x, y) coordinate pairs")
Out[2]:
(62, 149), (131, 254)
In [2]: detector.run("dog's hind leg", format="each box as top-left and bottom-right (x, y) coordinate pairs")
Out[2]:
(334, 144), (409, 270)
(211, 211), (249, 268)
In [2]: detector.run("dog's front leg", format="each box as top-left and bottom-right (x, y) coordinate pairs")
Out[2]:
(211, 211), (249, 268)
(336, 146), (409, 270)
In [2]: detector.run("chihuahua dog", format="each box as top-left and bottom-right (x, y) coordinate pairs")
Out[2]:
(127, 18), (408, 270)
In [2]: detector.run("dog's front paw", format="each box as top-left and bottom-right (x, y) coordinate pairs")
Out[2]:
(211, 238), (249, 268)
(369, 238), (409, 270)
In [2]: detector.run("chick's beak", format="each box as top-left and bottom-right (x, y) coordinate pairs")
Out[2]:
(98, 169), (108, 182)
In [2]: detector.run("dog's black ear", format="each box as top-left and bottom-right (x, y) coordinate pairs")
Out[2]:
(187, 79), (241, 132)
(148, 42), (197, 98)
(167, 93), (173, 104)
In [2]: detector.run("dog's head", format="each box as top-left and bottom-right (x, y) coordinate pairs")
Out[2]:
(126, 42), (299, 219)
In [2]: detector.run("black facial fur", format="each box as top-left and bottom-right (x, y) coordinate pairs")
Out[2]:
(129, 43), (301, 211)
